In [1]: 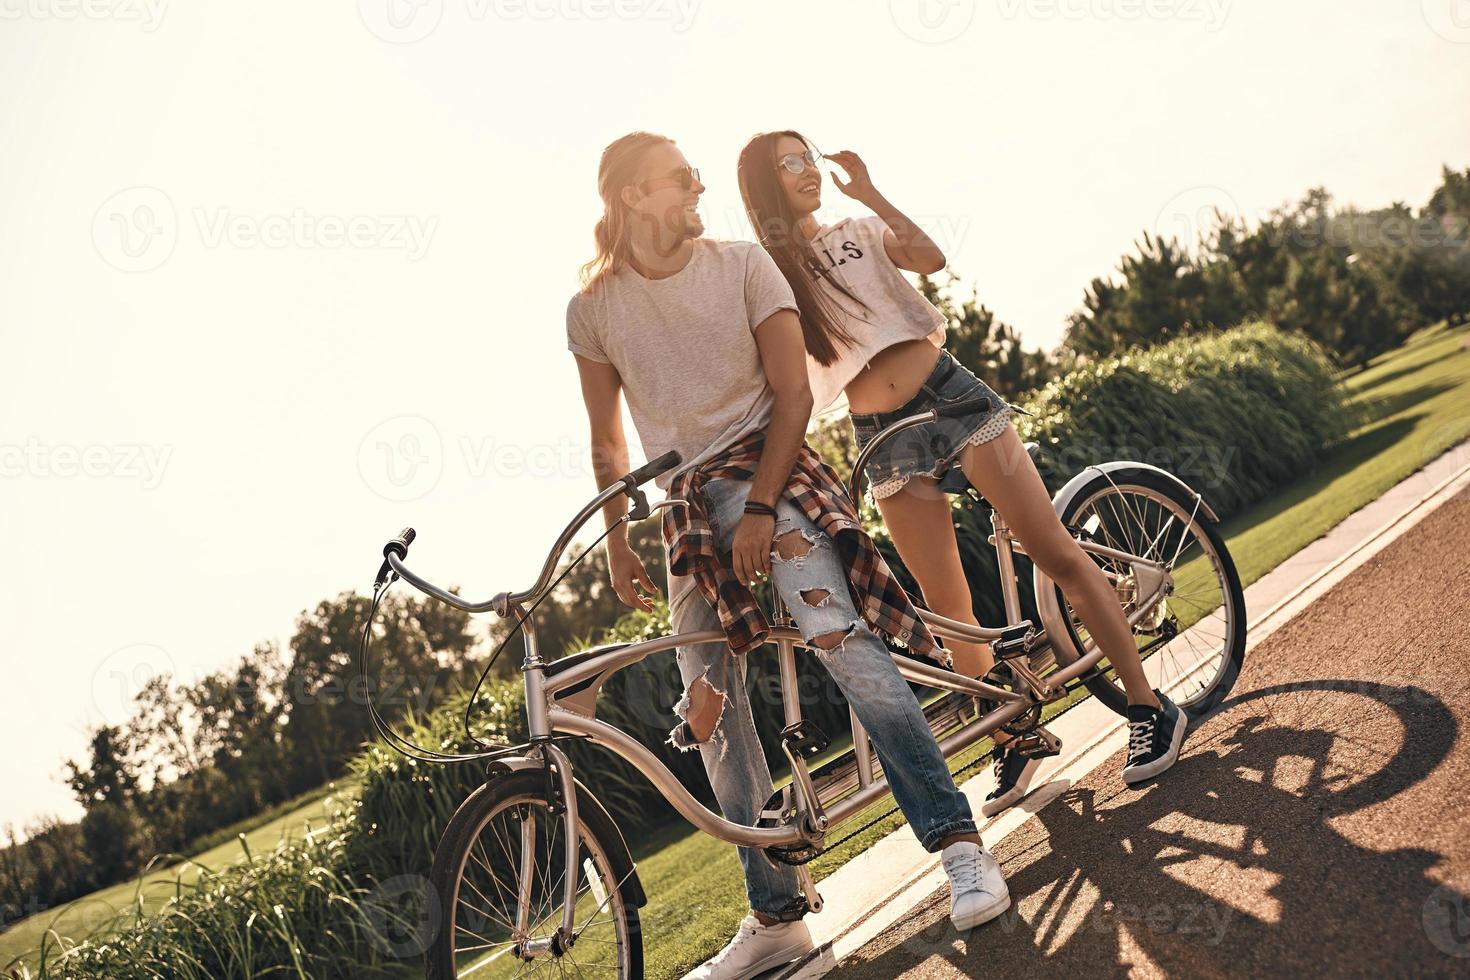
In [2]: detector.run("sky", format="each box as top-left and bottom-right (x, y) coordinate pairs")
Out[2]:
(2, 0), (1468, 831)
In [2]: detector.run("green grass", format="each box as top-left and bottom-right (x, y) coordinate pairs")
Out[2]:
(625, 317), (1470, 978)
(1218, 318), (1470, 585)
(0, 781), (357, 976)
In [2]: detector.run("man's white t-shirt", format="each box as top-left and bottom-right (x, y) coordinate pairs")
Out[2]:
(803, 215), (948, 417)
(566, 238), (799, 491)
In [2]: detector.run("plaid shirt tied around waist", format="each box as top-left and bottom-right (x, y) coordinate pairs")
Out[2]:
(661, 430), (950, 668)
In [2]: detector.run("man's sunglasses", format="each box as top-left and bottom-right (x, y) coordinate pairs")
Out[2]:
(777, 148), (822, 176)
(637, 166), (701, 193)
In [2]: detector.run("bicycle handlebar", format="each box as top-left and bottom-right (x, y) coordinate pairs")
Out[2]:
(374, 451), (684, 614)
(383, 527), (416, 560)
(624, 449), (682, 490)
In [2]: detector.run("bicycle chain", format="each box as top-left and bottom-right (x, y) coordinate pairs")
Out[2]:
(783, 745), (999, 862)
(786, 675), (1109, 862)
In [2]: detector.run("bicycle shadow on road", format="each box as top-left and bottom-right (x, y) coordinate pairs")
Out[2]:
(842, 679), (1470, 978)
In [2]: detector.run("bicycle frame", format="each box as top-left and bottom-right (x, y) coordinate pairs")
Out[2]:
(542, 519), (1167, 837)
(381, 406), (1183, 950)
(383, 497), (1173, 851)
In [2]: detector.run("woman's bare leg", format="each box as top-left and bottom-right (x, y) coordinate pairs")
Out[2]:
(873, 476), (1027, 749)
(955, 425), (1160, 709)
(873, 476), (994, 679)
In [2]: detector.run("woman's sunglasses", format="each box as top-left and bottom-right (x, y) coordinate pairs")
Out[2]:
(637, 165), (701, 193)
(777, 148), (822, 176)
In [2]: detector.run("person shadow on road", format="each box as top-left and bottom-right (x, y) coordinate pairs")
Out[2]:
(842, 679), (1470, 979)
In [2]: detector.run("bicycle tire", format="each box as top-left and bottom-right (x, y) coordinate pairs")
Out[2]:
(426, 770), (644, 979)
(1043, 466), (1247, 720)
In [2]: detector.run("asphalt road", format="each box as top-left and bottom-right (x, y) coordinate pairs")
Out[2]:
(833, 486), (1470, 978)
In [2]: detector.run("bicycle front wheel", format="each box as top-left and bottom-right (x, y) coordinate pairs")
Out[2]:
(426, 770), (643, 979)
(1040, 466), (1247, 719)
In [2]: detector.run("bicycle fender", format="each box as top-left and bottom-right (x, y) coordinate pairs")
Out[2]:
(1051, 461), (1221, 525)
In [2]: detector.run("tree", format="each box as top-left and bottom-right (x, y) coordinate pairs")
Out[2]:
(917, 272), (1054, 400)
(282, 589), (478, 792)
(79, 802), (143, 885)
(65, 725), (139, 809)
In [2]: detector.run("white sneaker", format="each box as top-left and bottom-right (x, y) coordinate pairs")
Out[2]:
(681, 914), (815, 979)
(941, 840), (1010, 931)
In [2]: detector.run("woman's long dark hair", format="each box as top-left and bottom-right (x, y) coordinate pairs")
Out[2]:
(738, 130), (867, 367)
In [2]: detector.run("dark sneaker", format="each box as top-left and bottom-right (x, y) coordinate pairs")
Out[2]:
(1122, 689), (1188, 785)
(980, 745), (1043, 818)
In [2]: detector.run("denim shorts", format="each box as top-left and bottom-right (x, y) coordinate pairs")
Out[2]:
(849, 349), (1028, 500)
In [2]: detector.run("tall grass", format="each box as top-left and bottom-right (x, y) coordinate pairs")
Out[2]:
(22, 831), (413, 979)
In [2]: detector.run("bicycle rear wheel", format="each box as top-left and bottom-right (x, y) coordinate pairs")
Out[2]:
(426, 770), (643, 979)
(1040, 466), (1247, 719)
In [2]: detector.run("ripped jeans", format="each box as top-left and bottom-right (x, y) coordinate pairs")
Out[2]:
(664, 476), (978, 922)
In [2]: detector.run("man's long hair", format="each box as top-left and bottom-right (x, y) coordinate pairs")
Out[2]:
(738, 129), (865, 366)
(579, 131), (673, 293)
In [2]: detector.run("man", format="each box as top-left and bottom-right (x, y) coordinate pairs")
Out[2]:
(567, 131), (1007, 979)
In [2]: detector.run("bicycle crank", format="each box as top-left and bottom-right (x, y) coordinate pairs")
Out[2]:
(755, 784), (824, 866)
(976, 664), (1046, 737)
(1009, 725), (1063, 760)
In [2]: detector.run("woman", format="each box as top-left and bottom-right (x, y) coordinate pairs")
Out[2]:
(736, 131), (1189, 814)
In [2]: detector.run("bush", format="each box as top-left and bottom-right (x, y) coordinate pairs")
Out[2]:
(1010, 321), (1353, 518)
(77, 805), (143, 887)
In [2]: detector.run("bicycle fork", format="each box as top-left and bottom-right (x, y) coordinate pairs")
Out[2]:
(512, 741), (583, 961)
(774, 622), (828, 914)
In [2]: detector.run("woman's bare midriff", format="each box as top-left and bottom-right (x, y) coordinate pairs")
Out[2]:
(844, 338), (946, 414)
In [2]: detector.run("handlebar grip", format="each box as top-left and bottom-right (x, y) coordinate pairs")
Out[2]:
(383, 527), (417, 560)
(625, 450), (682, 489)
(934, 396), (992, 419)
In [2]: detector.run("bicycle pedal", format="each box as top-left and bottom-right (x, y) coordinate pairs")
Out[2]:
(780, 719), (830, 759)
(1012, 727), (1063, 760)
(989, 622), (1035, 661)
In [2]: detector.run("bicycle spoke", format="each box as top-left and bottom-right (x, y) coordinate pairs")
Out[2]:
(446, 790), (630, 979)
(1055, 481), (1239, 714)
